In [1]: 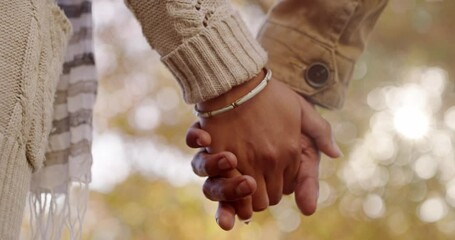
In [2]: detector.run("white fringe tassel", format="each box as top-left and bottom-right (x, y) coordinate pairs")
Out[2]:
(29, 182), (89, 240)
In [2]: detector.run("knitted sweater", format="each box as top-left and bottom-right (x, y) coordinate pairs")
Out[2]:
(0, 0), (71, 239)
(125, 0), (268, 104)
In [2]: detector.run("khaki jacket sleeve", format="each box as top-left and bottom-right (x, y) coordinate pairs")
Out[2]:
(258, 0), (388, 109)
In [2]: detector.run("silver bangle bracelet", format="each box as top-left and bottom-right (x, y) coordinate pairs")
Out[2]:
(194, 68), (272, 118)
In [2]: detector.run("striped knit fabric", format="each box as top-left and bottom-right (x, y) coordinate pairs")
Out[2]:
(29, 0), (96, 239)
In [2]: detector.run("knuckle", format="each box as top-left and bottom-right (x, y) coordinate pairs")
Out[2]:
(288, 142), (301, 157)
(192, 152), (209, 176)
(262, 148), (279, 165)
(202, 180), (214, 199)
(202, 179), (225, 201)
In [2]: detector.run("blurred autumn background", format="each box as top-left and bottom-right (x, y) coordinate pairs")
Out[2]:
(23, 0), (455, 239)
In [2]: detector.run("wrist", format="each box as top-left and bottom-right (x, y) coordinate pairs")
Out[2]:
(197, 69), (267, 112)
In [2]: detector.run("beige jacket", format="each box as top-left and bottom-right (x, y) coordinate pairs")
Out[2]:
(259, 0), (389, 109)
(127, 0), (388, 109)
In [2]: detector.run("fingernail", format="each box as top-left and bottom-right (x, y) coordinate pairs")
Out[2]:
(235, 180), (252, 195)
(216, 217), (220, 226)
(196, 138), (203, 146)
(218, 158), (231, 170)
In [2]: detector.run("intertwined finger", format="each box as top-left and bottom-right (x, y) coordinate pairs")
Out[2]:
(191, 151), (237, 177)
(294, 134), (321, 215)
(216, 202), (236, 231)
(251, 175), (269, 212)
(282, 166), (298, 195)
(234, 197), (253, 221)
(202, 175), (257, 202)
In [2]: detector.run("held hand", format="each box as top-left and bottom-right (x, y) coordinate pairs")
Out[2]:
(187, 92), (341, 230)
(187, 122), (325, 229)
(186, 123), (257, 230)
(197, 71), (341, 210)
(197, 73), (303, 211)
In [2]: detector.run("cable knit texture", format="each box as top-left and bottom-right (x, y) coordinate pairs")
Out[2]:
(0, 0), (71, 239)
(126, 0), (268, 103)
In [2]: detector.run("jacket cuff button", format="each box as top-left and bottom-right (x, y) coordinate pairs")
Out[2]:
(304, 62), (330, 88)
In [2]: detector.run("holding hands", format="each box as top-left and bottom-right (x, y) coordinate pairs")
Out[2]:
(186, 69), (342, 230)
(126, 0), (386, 232)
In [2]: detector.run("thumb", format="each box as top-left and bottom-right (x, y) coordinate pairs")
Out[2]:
(294, 136), (320, 216)
(298, 97), (342, 158)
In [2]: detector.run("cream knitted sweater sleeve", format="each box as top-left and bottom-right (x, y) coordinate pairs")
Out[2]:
(0, 1), (71, 239)
(125, 0), (268, 104)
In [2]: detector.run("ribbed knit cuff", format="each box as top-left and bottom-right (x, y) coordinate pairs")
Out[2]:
(162, 12), (268, 104)
(0, 135), (32, 240)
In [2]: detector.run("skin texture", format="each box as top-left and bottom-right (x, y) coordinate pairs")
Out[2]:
(198, 73), (303, 212)
(187, 124), (322, 230)
(187, 76), (342, 230)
